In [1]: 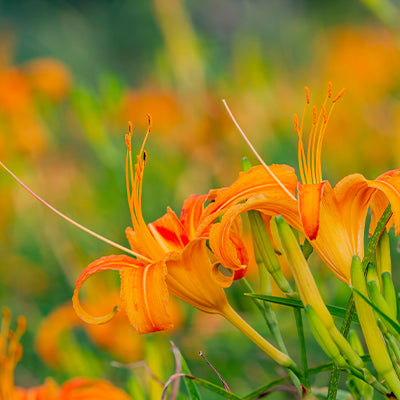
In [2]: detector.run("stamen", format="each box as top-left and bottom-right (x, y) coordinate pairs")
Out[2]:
(304, 87), (310, 104)
(327, 82), (332, 99)
(312, 106), (317, 125)
(332, 88), (345, 103)
(222, 99), (296, 201)
(322, 105), (327, 124)
(0, 161), (152, 263)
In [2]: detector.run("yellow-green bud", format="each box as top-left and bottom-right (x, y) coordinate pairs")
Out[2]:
(248, 211), (294, 296)
(376, 229), (391, 276)
(351, 255), (400, 398)
(381, 272), (397, 320)
(304, 305), (347, 368)
(366, 263), (380, 293)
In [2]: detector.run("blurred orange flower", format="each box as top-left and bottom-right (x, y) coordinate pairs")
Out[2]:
(0, 37), (71, 158)
(1, 308), (132, 400)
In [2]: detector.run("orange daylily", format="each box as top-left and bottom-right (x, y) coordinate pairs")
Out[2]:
(207, 84), (400, 284)
(72, 122), (244, 334)
(0, 308), (132, 400)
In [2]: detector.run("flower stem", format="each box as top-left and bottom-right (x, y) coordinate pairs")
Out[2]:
(221, 304), (301, 377)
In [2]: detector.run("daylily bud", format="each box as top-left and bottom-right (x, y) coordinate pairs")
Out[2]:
(275, 216), (364, 370)
(347, 330), (373, 400)
(304, 305), (347, 368)
(381, 272), (397, 320)
(366, 263), (380, 293)
(366, 280), (399, 340)
(377, 229), (391, 276)
(248, 211), (295, 296)
(351, 255), (400, 397)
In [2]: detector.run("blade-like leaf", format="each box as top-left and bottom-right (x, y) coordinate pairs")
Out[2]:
(181, 355), (202, 400)
(185, 377), (244, 400)
(246, 294), (359, 323)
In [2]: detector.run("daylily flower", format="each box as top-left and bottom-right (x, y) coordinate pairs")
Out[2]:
(72, 121), (245, 334)
(208, 84), (400, 283)
(0, 308), (132, 400)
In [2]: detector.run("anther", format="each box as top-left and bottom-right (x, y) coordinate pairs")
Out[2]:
(125, 133), (131, 152)
(332, 88), (345, 103)
(128, 121), (133, 136)
(322, 105), (327, 123)
(294, 114), (299, 133)
(304, 87), (310, 104)
(328, 82), (332, 98)
(312, 106), (317, 125)
(147, 114), (152, 132)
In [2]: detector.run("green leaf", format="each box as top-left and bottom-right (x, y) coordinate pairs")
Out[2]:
(180, 356), (201, 400)
(186, 377), (244, 400)
(352, 288), (400, 335)
(246, 294), (359, 323)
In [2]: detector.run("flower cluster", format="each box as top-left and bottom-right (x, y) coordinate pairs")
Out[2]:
(3, 83), (400, 398)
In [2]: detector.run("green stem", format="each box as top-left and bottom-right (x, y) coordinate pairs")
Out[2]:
(293, 307), (310, 389)
(240, 279), (302, 393)
(327, 204), (392, 400)
(221, 304), (301, 377)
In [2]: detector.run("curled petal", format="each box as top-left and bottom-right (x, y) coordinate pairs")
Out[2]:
(197, 164), (298, 236)
(209, 194), (301, 271)
(73, 255), (141, 325)
(298, 182), (325, 240)
(120, 261), (173, 334)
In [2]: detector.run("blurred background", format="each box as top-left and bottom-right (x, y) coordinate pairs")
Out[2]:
(1, 0), (400, 398)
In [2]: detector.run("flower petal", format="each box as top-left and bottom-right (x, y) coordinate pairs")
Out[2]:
(120, 260), (173, 334)
(165, 238), (229, 314)
(73, 255), (141, 325)
(197, 164), (298, 236)
(368, 169), (400, 235)
(297, 182), (325, 240)
(180, 194), (208, 237)
(209, 194), (301, 271)
(147, 207), (189, 252)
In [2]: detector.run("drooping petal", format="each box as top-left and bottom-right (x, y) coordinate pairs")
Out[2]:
(297, 181), (325, 240)
(73, 255), (141, 325)
(147, 207), (189, 252)
(120, 260), (173, 334)
(197, 164), (298, 236)
(209, 194), (301, 271)
(165, 238), (230, 314)
(312, 180), (361, 283)
(180, 194), (208, 237)
(368, 170), (400, 235)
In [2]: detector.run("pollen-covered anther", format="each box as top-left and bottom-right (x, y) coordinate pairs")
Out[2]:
(125, 134), (131, 152)
(332, 88), (346, 103)
(328, 82), (332, 98)
(304, 87), (310, 104)
(294, 114), (299, 133)
(322, 105), (327, 124)
(312, 106), (317, 125)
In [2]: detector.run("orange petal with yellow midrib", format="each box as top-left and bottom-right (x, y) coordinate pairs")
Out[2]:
(120, 261), (173, 334)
